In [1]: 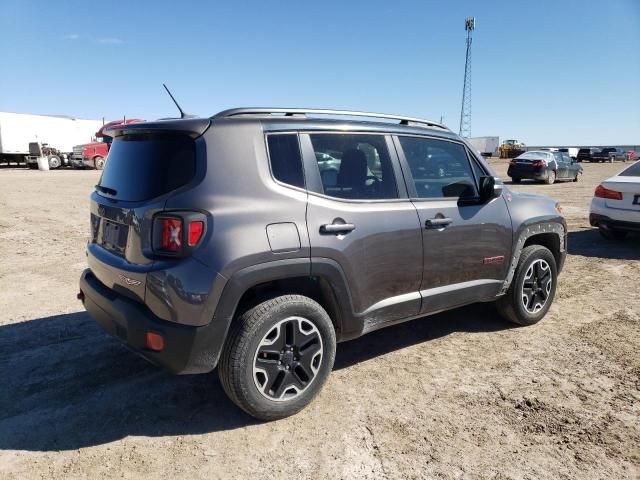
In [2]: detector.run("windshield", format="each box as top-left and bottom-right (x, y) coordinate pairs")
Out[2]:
(620, 161), (640, 177)
(96, 133), (196, 202)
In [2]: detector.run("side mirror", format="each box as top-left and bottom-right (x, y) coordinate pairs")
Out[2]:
(479, 176), (502, 203)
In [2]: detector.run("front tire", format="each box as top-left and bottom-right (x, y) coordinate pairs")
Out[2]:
(94, 156), (105, 170)
(218, 295), (336, 420)
(511, 177), (521, 184)
(496, 245), (557, 326)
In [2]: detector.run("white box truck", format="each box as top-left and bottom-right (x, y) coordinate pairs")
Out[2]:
(0, 112), (102, 168)
(467, 136), (499, 157)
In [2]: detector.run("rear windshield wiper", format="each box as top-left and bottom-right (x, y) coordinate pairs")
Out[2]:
(95, 184), (117, 196)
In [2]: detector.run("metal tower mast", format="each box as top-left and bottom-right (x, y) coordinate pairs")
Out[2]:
(459, 17), (475, 138)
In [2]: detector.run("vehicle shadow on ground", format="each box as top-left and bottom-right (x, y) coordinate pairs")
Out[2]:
(567, 228), (640, 260)
(334, 302), (512, 370)
(0, 305), (512, 452)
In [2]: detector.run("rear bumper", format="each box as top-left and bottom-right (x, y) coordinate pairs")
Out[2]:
(507, 166), (549, 180)
(79, 268), (221, 374)
(589, 213), (640, 233)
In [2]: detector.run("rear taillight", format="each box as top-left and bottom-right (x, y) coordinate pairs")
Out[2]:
(161, 218), (182, 252)
(594, 184), (623, 200)
(531, 160), (545, 168)
(188, 221), (204, 246)
(509, 159), (516, 166)
(154, 212), (207, 256)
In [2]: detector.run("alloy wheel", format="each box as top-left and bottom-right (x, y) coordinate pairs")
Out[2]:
(521, 259), (552, 314)
(253, 316), (323, 401)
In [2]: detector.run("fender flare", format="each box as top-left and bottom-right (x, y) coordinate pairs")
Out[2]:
(499, 220), (566, 295)
(202, 257), (356, 370)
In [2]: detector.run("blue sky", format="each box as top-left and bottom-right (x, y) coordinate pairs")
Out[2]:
(0, 0), (638, 145)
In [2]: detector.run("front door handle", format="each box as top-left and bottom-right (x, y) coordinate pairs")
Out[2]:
(320, 222), (356, 234)
(425, 217), (453, 229)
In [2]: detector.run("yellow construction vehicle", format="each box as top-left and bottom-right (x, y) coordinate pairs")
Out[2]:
(499, 139), (526, 159)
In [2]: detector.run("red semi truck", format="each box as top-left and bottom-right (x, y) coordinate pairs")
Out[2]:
(71, 118), (144, 169)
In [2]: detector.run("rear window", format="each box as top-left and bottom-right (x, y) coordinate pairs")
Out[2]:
(97, 134), (196, 201)
(620, 161), (640, 177)
(517, 151), (550, 161)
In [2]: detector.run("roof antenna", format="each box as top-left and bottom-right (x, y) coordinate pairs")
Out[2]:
(163, 83), (193, 119)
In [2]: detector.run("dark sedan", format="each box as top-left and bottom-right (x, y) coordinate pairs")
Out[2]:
(508, 151), (583, 185)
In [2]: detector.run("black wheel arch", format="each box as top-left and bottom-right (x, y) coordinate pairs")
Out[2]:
(499, 220), (566, 295)
(207, 257), (357, 371)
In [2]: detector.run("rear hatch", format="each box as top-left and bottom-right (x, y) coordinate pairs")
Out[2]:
(88, 130), (200, 302)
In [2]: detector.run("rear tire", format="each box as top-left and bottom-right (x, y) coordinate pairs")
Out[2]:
(94, 156), (105, 170)
(218, 295), (336, 420)
(496, 245), (557, 326)
(545, 170), (556, 185)
(573, 173), (579, 182)
(48, 155), (61, 169)
(599, 227), (627, 241)
(511, 177), (521, 183)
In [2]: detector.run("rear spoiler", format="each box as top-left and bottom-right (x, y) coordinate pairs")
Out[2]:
(104, 118), (211, 139)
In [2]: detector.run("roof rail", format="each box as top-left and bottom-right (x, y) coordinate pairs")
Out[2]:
(211, 108), (448, 130)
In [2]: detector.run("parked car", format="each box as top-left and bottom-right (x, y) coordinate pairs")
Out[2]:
(590, 160), (640, 240)
(507, 150), (582, 184)
(592, 147), (628, 163)
(78, 108), (567, 420)
(577, 147), (600, 163)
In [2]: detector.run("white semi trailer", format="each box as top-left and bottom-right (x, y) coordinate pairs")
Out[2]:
(0, 112), (102, 167)
(467, 136), (499, 157)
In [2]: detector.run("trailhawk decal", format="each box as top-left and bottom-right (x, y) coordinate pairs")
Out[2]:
(483, 255), (505, 265)
(118, 274), (141, 286)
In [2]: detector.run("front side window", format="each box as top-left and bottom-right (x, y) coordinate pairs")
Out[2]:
(309, 134), (398, 200)
(267, 134), (305, 189)
(469, 154), (486, 181)
(399, 136), (478, 199)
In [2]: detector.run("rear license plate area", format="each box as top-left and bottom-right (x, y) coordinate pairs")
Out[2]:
(101, 220), (128, 255)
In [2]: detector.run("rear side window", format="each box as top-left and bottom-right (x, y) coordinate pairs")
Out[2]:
(267, 134), (305, 189)
(97, 133), (195, 202)
(308, 134), (398, 200)
(399, 136), (478, 199)
(620, 161), (640, 177)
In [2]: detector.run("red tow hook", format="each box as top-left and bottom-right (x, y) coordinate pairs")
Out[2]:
(77, 290), (85, 303)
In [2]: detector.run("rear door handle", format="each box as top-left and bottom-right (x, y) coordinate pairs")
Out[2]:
(425, 217), (453, 229)
(320, 222), (356, 234)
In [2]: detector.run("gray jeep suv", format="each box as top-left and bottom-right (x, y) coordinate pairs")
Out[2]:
(79, 108), (566, 420)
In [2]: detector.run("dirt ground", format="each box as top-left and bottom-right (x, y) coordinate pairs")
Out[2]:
(0, 160), (638, 480)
